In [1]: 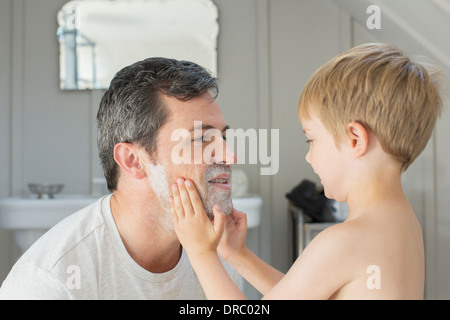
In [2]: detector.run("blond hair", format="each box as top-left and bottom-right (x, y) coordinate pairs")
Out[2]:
(298, 43), (444, 171)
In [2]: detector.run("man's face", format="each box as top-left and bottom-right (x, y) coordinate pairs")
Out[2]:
(148, 93), (236, 219)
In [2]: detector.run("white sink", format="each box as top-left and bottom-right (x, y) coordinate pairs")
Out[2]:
(0, 195), (98, 230)
(232, 196), (262, 228)
(0, 195), (98, 253)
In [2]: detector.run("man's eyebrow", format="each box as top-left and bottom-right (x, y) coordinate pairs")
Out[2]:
(189, 124), (230, 132)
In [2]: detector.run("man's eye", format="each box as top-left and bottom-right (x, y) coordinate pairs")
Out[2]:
(305, 139), (313, 144)
(192, 136), (227, 142)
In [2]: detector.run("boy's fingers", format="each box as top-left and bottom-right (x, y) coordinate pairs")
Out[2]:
(231, 209), (247, 221)
(213, 205), (226, 235)
(171, 183), (185, 219)
(184, 180), (205, 217)
(177, 178), (195, 217)
(170, 200), (178, 224)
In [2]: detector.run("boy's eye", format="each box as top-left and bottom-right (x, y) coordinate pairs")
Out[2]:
(305, 139), (313, 144)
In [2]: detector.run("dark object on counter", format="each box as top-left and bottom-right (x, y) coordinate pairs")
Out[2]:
(286, 179), (334, 222)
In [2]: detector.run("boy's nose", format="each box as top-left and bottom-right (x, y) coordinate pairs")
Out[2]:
(305, 150), (311, 164)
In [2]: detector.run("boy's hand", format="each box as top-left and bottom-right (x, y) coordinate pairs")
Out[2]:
(217, 208), (248, 262)
(170, 177), (225, 258)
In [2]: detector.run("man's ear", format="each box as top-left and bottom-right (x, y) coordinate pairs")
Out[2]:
(113, 143), (146, 180)
(346, 121), (369, 158)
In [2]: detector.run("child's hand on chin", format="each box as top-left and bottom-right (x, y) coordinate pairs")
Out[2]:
(170, 177), (225, 258)
(218, 209), (248, 261)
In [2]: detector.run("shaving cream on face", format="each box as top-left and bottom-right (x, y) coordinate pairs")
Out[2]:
(199, 165), (233, 218)
(147, 163), (171, 208)
(148, 162), (232, 223)
(146, 163), (174, 232)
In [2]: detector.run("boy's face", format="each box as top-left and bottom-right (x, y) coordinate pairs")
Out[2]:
(300, 112), (351, 202)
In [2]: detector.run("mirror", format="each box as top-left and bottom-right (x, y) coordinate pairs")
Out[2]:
(57, 0), (219, 90)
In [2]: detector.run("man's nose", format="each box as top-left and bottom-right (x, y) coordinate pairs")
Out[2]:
(213, 138), (236, 165)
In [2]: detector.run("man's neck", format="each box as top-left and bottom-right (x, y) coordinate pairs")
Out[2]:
(110, 191), (182, 273)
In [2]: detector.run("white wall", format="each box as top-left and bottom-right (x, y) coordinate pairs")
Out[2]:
(268, 0), (349, 271)
(1, 0), (449, 299)
(0, 0), (13, 280)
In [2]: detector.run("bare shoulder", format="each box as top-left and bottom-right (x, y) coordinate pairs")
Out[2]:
(302, 221), (356, 256)
(304, 219), (366, 258)
(298, 220), (366, 277)
(265, 222), (361, 299)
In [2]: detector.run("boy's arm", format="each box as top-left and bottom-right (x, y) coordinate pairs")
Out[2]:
(225, 246), (285, 295)
(220, 205), (354, 299)
(217, 210), (284, 294)
(171, 177), (351, 299)
(187, 251), (246, 300)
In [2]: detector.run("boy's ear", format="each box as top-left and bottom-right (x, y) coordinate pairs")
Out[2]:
(113, 142), (146, 180)
(346, 121), (369, 158)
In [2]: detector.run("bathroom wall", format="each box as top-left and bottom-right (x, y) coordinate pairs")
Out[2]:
(0, 0), (12, 279)
(267, 0), (349, 271)
(1, 0), (450, 299)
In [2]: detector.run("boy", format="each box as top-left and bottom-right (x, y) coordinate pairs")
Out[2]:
(170, 43), (444, 299)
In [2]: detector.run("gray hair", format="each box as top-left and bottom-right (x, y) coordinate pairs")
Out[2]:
(97, 57), (218, 191)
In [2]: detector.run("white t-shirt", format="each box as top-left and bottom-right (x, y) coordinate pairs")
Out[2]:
(0, 195), (241, 300)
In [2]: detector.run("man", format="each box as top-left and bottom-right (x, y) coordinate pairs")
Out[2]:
(0, 58), (241, 299)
